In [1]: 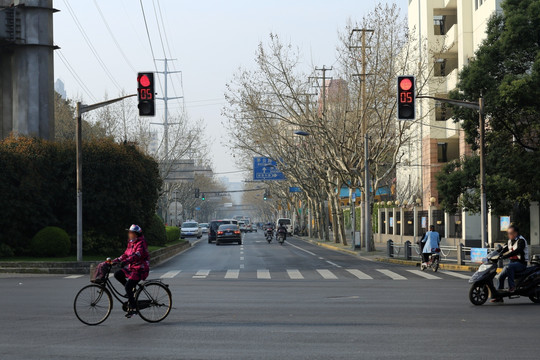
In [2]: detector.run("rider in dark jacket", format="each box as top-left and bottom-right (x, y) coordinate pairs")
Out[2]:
(277, 223), (287, 240)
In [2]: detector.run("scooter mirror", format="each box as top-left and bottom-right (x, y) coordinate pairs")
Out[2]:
(496, 244), (503, 251)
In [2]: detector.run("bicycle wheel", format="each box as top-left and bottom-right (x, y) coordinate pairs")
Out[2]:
(136, 282), (172, 323)
(74, 284), (112, 326)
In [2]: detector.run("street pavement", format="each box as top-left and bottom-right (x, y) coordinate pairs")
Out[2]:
(0, 232), (539, 359)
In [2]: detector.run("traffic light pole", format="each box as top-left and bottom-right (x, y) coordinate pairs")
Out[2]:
(416, 95), (486, 248)
(76, 94), (136, 262)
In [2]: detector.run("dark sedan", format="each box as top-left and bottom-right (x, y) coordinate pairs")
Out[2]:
(216, 224), (242, 245)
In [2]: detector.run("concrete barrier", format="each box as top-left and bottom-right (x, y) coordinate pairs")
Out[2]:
(0, 241), (193, 275)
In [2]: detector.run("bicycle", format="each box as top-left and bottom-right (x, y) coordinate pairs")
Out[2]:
(73, 260), (172, 326)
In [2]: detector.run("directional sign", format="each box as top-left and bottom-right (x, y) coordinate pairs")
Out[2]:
(289, 187), (302, 193)
(253, 157), (285, 181)
(351, 193), (356, 202)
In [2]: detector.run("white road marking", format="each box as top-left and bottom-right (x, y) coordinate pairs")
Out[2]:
(318, 257), (324, 260)
(240, 251), (244, 254)
(240, 256), (244, 261)
(346, 269), (373, 280)
(316, 269), (338, 279)
(326, 260), (342, 268)
(240, 264), (244, 269)
(225, 269), (240, 279)
(257, 269), (271, 279)
(64, 275), (83, 279)
(376, 269), (407, 280)
(406, 269), (442, 280)
(160, 270), (181, 279)
(407, 269), (442, 280)
(193, 269), (210, 279)
(286, 269), (304, 279)
(440, 270), (471, 280)
(288, 242), (317, 256)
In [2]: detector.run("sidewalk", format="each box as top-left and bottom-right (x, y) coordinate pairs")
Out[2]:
(297, 235), (478, 272)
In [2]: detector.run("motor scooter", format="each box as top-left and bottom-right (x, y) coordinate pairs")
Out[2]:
(265, 229), (273, 243)
(468, 245), (540, 305)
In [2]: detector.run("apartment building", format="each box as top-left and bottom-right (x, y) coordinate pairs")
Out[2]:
(397, 0), (502, 208)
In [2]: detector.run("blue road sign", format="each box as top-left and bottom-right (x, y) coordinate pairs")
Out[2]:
(289, 187), (302, 193)
(253, 157), (285, 181)
(195, 207), (201, 211)
(351, 193), (356, 201)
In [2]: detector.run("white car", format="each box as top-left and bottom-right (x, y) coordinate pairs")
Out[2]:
(199, 223), (209, 234)
(181, 221), (202, 239)
(276, 218), (292, 235)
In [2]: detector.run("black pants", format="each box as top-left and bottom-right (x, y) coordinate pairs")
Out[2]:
(422, 253), (431, 263)
(114, 269), (139, 309)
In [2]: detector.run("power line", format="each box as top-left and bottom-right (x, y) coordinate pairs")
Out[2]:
(62, 0), (123, 93)
(56, 49), (98, 103)
(93, 0), (136, 73)
(139, 0), (164, 95)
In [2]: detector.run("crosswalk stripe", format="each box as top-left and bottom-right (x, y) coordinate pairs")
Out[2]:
(193, 269), (210, 279)
(64, 275), (83, 279)
(316, 269), (338, 279)
(225, 269), (240, 279)
(346, 269), (373, 280)
(160, 270), (181, 279)
(287, 269), (304, 279)
(376, 269), (407, 280)
(407, 269), (442, 280)
(440, 270), (471, 280)
(257, 269), (271, 279)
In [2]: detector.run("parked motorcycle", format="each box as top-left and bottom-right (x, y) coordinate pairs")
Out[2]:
(468, 245), (540, 305)
(421, 250), (440, 272)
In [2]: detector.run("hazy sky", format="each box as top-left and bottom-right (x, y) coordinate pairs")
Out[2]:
(54, 0), (409, 181)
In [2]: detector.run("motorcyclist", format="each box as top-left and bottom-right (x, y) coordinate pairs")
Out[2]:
(421, 225), (440, 265)
(277, 222), (287, 240)
(491, 225), (529, 303)
(113, 224), (150, 318)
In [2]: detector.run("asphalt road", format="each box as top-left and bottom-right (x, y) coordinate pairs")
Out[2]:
(1, 232), (539, 360)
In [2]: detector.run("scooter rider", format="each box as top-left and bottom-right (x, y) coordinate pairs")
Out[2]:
(491, 225), (529, 302)
(421, 225), (440, 265)
(277, 222), (287, 240)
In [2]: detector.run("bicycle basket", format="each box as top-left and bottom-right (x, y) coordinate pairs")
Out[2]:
(90, 262), (111, 284)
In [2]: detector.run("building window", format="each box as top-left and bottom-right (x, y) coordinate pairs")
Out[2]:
(434, 59), (447, 76)
(434, 16), (445, 35)
(437, 143), (448, 163)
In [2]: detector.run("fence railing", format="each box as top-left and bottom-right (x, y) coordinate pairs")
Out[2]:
(386, 239), (494, 265)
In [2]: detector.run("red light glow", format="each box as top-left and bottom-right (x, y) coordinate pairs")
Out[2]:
(399, 78), (412, 91)
(139, 75), (151, 87)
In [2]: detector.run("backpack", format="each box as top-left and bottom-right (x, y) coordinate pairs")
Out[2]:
(91, 262), (112, 284)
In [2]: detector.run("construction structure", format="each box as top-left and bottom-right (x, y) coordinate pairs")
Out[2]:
(0, 0), (56, 140)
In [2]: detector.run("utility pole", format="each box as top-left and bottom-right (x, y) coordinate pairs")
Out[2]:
(351, 28), (374, 252)
(76, 94), (137, 262)
(151, 58), (182, 225)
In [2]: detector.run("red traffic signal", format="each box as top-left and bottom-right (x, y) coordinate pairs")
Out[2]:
(397, 75), (415, 120)
(137, 72), (155, 116)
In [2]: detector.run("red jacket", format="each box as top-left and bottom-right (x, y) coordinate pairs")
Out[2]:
(115, 235), (150, 281)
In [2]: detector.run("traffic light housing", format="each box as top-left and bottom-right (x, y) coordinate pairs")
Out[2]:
(263, 190), (269, 201)
(397, 76), (415, 120)
(194, 188), (200, 198)
(201, 193), (205, 201)
(137, 72), (155, 116)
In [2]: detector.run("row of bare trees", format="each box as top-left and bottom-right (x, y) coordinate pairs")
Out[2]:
(226, 4), (439, 248)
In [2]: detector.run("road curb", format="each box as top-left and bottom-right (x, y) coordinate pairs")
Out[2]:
(296, 237), (372, 259)
(374, 257), (479, 272)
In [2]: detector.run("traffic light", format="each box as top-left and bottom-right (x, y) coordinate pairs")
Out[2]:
(194, 188), (200, 198)
(397, 75), (415, 120)
(263, 190), (268, 201)
(201, 193), (205, 201)
(137, 72), (155, 116)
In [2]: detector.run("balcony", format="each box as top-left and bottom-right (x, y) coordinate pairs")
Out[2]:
(444, 24), (458, 53)
(446, 68), (459, 92)
(444, 0), (457, 9)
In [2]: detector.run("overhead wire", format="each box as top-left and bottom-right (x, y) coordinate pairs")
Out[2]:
(62, 0), (123, 93)
(56, 49), (98, 103)
(93, 0), (137, 73)
(139, 0), (164, 95)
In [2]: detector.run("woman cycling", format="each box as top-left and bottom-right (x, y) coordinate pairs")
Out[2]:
(113, 224), (150, 318)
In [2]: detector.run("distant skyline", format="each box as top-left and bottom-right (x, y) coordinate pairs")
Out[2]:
(54, 0), (409, 181)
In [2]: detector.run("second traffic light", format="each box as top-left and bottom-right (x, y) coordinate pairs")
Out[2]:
(137, 72), (155, 116)
(397, 75), (415, 120)
(194, 188), (200, 198)
(201, 193), (206, 201)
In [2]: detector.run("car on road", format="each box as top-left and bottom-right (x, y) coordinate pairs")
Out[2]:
(199, 223), (209, 234)
(276, 218), (292, 235)
(208, 219), (236, 243)
(181, 221), (202, 239)
(238, 220), (247, 232)
(216, 224), (242, 245)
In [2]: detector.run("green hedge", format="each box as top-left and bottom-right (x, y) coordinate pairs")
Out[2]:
(145, 214), (167, 246)
(30, 226), (71, 257)
(0, 136), (162, 256)
(165, 226), (180, 243)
